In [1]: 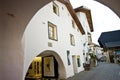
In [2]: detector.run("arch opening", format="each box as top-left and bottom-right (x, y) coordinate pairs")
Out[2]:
(25, 50), (66, 80)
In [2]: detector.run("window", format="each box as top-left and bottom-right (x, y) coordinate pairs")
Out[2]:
(53, 2), (59, 15)
(77, 56), (81, 67)
(86, 57), (88, 61)
(48, 22), (58, 40)
(67, 50), (71, 65)
(70, 34), (75, 46)
(72, 20), (75, 28)
(88, 36), (92, 44)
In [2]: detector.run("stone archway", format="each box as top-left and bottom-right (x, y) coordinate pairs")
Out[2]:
(0, 0), (53, 80)
(1, 0), (119, 80)
(40, 50), (66, 79)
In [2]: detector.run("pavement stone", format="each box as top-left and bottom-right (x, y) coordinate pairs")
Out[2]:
(63, 62), (120, 80)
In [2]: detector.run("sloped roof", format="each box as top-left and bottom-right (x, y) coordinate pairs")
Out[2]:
(74, 6), (94, 32)
(98, 30), (120, 49)
(58, 0), (85, 34)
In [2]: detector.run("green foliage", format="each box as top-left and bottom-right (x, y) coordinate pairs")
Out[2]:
(89, 53), (98, 61)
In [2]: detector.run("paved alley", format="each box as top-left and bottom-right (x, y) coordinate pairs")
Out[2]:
(64, 62), (120, 80)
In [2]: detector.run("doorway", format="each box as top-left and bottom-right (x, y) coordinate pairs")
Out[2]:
(25, 56), (58, 80)
(25, 57), (42, 80)
(42, 56), (58, 79)
(72, 55), (77, 74)
(25, 50), (66, 80)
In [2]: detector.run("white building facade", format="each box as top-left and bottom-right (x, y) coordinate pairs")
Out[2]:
(23, 1), (85, 79)
(23, 1), (93, 80)
(74, 6), (94, 65)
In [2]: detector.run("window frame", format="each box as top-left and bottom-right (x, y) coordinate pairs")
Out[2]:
(77, 56), (81, 67)
(48, 22), (58, 41)
(53, 2), (59, 16)
(70, 34), (75, 46)
(72, 20), (75, 28)
(67, 50), (71, 65)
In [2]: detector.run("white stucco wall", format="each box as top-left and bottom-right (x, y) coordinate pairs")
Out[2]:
(76, 12), (91, 34)
(76, 10), (93, 64)
(23, 1), (85, 79)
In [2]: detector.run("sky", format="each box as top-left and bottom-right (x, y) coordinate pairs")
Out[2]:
(69, 0), (120, 45)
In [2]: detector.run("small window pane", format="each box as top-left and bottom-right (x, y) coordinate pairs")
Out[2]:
(48, 22), (58, 41)
(53, 2), (59, 15)
(77, 56), (81, 67)
(67, 50), (71, 65)
(72, 20), (75, 28)
(70, 34), (75, 46)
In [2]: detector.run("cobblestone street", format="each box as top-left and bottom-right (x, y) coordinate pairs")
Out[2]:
(64, 62), (120, 80)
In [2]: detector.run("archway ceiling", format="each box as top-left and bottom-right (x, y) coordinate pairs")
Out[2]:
(0, 0), (53, 39)
(96, 0), (120, 18)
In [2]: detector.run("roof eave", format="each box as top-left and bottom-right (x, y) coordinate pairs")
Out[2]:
(74, 6), (94, 32)
(57, 0), (85, 34)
